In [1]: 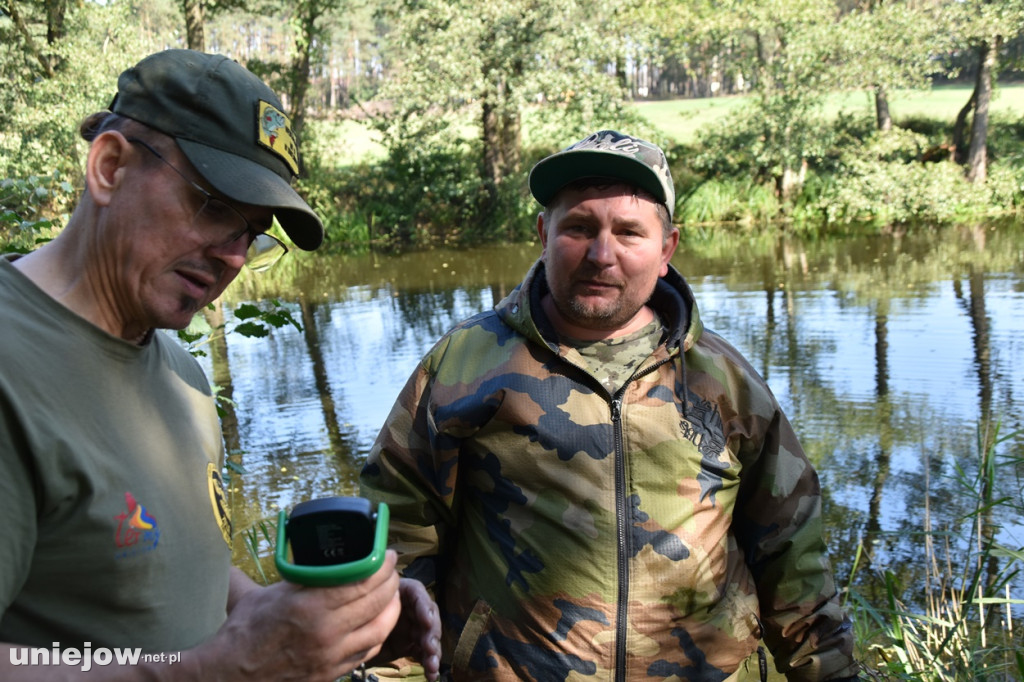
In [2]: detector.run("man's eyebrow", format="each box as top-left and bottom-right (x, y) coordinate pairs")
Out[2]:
(555, 208), (597, 224)
(611, 215), (646, 228)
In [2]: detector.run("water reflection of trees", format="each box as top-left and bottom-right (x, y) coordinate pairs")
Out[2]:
(734, 225), (1023, 614)
(298, 296), (350, 459)
(213, 225), (1024, 606)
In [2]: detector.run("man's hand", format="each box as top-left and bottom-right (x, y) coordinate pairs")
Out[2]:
(369, 578), (442, 681)
(204, 550), (403, 681)
(0, 554), (404, 681)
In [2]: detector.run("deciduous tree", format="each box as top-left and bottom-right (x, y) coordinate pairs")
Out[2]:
(945, 0), (1024, 183)
(370, 0), (648, 239)
(698, 0), (840, 200)
(1, 0), (148, 183)
(244, 0), (351, 145)
(832, 1), (944, 132)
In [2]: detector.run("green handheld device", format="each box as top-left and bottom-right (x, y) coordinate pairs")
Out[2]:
(275, 497), (390, 587)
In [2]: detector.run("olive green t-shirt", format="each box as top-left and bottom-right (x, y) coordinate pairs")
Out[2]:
(0, 257), (232, 652)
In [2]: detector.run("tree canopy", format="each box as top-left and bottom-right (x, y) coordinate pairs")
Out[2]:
(4, 0), (1024, 244)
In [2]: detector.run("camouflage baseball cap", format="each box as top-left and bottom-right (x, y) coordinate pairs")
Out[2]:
(110, 49), (323, 250)
(528, 130), (676, 219)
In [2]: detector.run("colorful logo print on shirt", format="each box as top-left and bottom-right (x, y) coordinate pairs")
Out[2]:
(114, 491), (160, 558)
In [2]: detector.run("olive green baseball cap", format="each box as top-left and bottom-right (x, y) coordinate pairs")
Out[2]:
(529, 130), (676, 219)
(110, 49), (324, 250)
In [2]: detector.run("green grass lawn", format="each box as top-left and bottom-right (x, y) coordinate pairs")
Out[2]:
(316, 83), (1024, 166)
(633, 83), (1024, 143)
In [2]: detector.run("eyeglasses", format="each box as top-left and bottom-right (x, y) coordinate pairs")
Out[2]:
(127, 137), (288, 272)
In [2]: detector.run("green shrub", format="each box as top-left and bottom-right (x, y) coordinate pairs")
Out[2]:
(894, 114), (952, 141)
(0, 173), (74, 252)
(688, 99), (837, 187)
(0, 2), (143, 183)
(983, 162), (1024, 212)
(808, 159), (986, 226)
(984, 113), (1024, 166)
(793, 124), (1018, 228)
(677, 177), (780, 227)
(301, 117), (541, 250)
(672, 106), (1024, 233)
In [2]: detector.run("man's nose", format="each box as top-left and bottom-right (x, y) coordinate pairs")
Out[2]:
(586, 231), (616, 265)
(207, 233), (249, 272)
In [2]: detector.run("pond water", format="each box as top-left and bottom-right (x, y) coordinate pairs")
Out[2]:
(193, 224), (1024, 617)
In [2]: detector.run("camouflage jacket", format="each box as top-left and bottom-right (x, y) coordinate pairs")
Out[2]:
(360, 261), (857, 681)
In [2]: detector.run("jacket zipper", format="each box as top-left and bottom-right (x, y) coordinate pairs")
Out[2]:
(611, 395), (628, 682)
(610, 355), (675, 681)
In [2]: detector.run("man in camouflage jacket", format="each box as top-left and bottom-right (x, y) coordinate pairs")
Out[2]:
(360, 131), (858, 681)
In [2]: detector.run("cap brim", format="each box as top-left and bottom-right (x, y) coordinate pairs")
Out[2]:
(178, 139), (324, 251)
(529, 151), (669, 209)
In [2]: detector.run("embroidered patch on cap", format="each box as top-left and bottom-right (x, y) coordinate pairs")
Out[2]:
(257, 101), (300, 175)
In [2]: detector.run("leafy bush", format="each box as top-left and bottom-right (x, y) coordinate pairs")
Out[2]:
(316, 138), (489, 250)
(893, 114), (952, 141)
(0, 2), (143, 183)
(983, 162), (1024, 212)
(796, 126), (1004, 226)
(688, 97), (837, 189)
(984, 113), (1024, 166)
(676, 109), (1024, 232)
(301, 116), (543, 250)
(0, 174), (75, 252)
(807, 159), (986, 226)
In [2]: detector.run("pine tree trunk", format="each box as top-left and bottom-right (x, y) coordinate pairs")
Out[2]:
(182, 0), (205, 51)
(288, 13), (317, 155)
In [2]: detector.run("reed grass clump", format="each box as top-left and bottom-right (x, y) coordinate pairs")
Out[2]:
(845, 422), (1023, 680)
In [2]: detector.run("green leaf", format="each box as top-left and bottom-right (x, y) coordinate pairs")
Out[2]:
(233, 303), (263, 320)
(177, 329), (206, 344)
(233, 321), (269, 338)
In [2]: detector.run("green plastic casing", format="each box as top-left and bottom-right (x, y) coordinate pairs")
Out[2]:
(274, 502), (390, 586)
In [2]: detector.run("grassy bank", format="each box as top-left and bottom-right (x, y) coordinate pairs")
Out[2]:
(635, 83), (1024, 143)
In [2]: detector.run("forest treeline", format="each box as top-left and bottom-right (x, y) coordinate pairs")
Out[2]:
(5, 0), (1024, 251)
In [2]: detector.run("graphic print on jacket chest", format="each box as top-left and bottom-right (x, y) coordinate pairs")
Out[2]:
(680, 391), (729, 504)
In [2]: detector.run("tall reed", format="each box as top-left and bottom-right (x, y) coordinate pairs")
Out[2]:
(845, 422), (1023, 680)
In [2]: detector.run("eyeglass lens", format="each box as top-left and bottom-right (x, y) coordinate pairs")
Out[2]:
(194, 196), (251, 247)
(246, 234), (289, 272)
(194, 198), (288, 272)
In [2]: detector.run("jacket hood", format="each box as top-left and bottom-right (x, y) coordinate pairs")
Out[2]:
(494, 258), (704, 353)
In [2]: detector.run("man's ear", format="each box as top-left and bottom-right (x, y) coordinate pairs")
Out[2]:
(84, 131), (133, 207)
(536, 212), (547, 251)
(659, 226), (680, 277)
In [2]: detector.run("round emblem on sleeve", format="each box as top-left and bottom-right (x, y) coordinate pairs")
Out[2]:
(207, 462), (233, 549)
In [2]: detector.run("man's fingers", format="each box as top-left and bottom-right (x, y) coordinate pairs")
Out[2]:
(324, 589), (402, 673)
